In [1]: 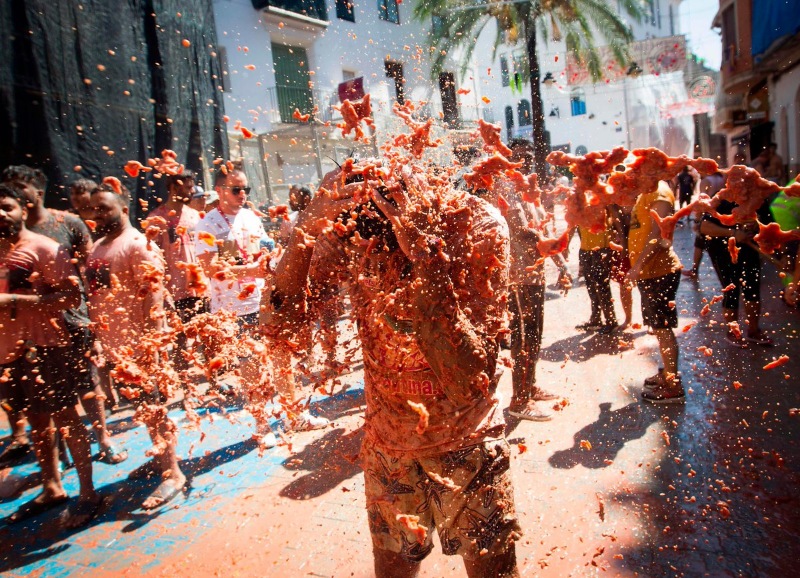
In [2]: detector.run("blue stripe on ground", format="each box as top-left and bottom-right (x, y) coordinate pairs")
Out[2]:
(0, 383), (364, 576)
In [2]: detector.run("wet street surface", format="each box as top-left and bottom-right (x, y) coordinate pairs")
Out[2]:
(0, 222), (798, 577)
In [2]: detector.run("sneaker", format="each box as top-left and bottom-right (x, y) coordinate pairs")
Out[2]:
(597, 323), (619, 335)
(260, 431), (278, 449)
(532, 389), (560, 402)
(644, 368), (665, 387)
(725, 331), (748, 348)
(291, 411), (330, 432)
(508, 402), (553, 422)
(642, 381), (685, 405)
(576, 321), (603, 331)
(745, 332), (774, 347)
(642, 388), (686, 404)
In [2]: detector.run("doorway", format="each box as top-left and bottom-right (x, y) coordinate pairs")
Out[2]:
(439, 72), (459, 129)
(272, 44), (313, 123)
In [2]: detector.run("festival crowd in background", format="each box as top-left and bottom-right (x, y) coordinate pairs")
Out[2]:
(0, 126), (798, 576)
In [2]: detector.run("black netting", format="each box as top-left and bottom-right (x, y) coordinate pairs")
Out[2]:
(0, 0), (228, 217)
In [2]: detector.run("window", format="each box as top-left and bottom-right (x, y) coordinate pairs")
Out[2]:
(272, 44), (313, 123)
(721, 5), (738, 63)
(439, 72), (459, 129)
(385, 61), (404, 104)
(500, 56), (510, 87)
(505, 106), (514, 141)
(378, 0), (399, 24)
(432, 14), (447, 37)
(517, 99), (532, 126)
(509, 53), (526, 91)
(570, 88), (586, 116)
(336, 0), (355, 22)
(648, 0), (656, 26)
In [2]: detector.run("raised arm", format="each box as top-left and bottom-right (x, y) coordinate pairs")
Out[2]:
(372, 186), (509, 403)
(260, 171), (362, 340)
(408, 220), (509, 402)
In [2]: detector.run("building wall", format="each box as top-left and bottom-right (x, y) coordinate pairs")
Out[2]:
(212, 0), (484, 204)
(475, 0), (686, 155)
(771, 66), (800, 179)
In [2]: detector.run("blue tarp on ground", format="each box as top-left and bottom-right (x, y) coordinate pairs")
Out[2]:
(752, 0), (800, 57)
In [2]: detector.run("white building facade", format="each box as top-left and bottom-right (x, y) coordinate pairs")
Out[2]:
(474, 0), (694, 157)
(213, 0), (490, 206)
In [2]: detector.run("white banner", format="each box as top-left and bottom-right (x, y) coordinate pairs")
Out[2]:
(565, 35), (687, 85)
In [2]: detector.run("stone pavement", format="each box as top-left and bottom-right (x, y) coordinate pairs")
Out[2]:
(0, 224), (799, 577)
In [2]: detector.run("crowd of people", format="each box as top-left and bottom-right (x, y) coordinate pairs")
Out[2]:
(1, 125), (798, 577)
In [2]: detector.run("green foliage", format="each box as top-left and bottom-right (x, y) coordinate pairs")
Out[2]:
(414, 0), (644, 85)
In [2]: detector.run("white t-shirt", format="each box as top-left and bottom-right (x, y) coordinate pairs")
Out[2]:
(195, 208), (267, 316)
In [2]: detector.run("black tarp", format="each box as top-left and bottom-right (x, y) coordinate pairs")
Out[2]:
(0, 0), (228, 214)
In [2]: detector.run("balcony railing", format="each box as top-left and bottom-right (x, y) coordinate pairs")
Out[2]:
(265, 85), (336, 125)
(257, 0), (328, 21)
(265, 85), (496, 131)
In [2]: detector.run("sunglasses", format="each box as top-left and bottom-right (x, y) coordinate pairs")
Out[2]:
(231, 186), (251, 195)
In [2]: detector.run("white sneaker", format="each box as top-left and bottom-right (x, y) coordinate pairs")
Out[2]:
(292, 411), (330, 432)
(260, 431), (278, 449)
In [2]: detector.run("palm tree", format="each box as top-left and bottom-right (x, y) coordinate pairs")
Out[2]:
(414, 0), (644, 177)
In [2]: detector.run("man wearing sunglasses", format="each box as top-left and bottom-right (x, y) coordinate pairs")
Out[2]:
(195, 166), (286, 448)
(196, 167), (265, 319)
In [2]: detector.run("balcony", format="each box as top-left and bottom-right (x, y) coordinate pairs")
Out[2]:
(265, 85), (336, 126)
(253, 0), (327, 20)
(254, 0), (329, 30)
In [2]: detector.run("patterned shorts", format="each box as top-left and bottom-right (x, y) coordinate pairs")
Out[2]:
(363, 439), (521, 562)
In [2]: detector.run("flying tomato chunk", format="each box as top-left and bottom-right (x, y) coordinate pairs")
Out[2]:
(407, 400), (429, 435)
(728, 237), (740, 263)
(237, 283), (257, 300)
(102, 176), (122, 194)
(124, 160), (151, 178)
(197, 231), (216, 246)
(476, 118), (512, 157)
(763, 355), (790, 370)
(292, 108), (311, 122)
(396, 514), (428, 545)
(335, 94), (374, 140)
(268, 204), (290, 220)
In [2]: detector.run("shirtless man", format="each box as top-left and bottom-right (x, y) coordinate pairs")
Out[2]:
(3, 166), (124, 465)
(753, 143), (785, 184)
(0, 183), (101, 527)
(86, 182), (186, 509)
(683, 170), (725, 278)
(263, 162), (520, 577)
